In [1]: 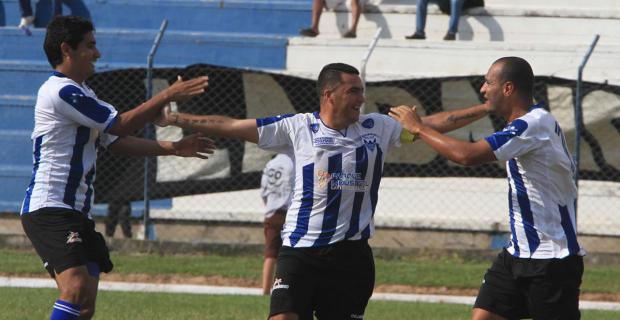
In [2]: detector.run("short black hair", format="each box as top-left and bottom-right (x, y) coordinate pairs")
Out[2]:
(493, 56), (534, 98)
(44, 16), (95, 68)
(316, 63), (360, 100)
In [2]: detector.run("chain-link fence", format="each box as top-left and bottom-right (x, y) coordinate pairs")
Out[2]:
(90, 64), (620, 241)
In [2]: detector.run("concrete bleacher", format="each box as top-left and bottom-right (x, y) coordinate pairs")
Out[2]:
(1, 0), (619, 219)
(285, 0), (620, 84)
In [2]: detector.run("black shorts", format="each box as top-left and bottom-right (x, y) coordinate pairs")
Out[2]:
(474, 249), (584, 320)
(21, 207), (113, 278)
(269, 239), (375, 320)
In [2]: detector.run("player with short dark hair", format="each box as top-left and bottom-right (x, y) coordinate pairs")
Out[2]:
(389, 56), (584, 320)
(20, 16), (214, 320)
(157, 62), (492, 319)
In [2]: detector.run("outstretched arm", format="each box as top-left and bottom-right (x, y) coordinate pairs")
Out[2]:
(108, 133), (215, 159)
(108, 76), (209, 136)
(390, 106), (496, 166)
(421, 103), (491, 133)
(157, 108), (259, 144)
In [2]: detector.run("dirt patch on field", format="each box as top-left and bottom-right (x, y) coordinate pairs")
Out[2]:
(4, 272), (619, 302)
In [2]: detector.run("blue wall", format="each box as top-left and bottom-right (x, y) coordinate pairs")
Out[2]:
(0, 0), (311, 212)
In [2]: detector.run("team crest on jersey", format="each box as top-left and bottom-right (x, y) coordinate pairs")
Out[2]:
(66, 231), (82, 244)
(361, 133), (379, 151)
(361, 118), (374, 129)
(310, 123), (319, 133)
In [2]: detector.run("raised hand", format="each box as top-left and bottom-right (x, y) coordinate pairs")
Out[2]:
(389, 105), (423, 134)
(172, 133), (216, 159)
(165, 75), (209, 103)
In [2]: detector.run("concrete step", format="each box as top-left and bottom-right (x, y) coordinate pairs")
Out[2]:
(305, 10), (620, 44)
(285, 38), (620, 85)
(0, 27), (288, 70)
(0, 129), (32, 167)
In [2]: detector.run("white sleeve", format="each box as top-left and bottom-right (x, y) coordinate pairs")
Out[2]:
(484, 119), (545, 161)
(99, 132), (119, 149)
(57, 84), (118, 133)
(256, 114), (296, 153)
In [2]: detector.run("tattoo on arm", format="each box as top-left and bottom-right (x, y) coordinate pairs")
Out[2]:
(446, 112), (479, 124)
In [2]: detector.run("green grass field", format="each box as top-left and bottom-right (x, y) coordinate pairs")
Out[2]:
(1, 249), (619, 319)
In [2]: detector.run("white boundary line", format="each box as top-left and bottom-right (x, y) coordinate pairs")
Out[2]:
(1, 276), (619, 311)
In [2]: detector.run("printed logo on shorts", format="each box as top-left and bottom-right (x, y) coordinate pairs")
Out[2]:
(272, 278), (290, 291)
(350, 314), (364, 319)
(66, 231), (82, 244)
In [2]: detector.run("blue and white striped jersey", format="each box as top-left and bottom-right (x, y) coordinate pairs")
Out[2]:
(257, 112), (402, 248)
(21, 71), (119, 215)
(485, 105), (585, 259)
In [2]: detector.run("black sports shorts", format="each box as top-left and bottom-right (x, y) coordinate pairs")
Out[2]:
(474, 249), (583, 320)
(21, 207), (113, 277)
(269, 239), (375, 320)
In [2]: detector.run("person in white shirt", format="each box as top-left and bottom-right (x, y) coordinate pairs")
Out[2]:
(389, 56), (584, 320)
(157, 62), (491, 320)
(20, 16), (214, 320)
(260, 153), (295, 295)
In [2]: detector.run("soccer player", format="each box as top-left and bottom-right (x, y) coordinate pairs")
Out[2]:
(260, 153), (294, 295)
(389, 56), (584, 320)
(157, 62), (491, 320)
(20, 16), (213, 320)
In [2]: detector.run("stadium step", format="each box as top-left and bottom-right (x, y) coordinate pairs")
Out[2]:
(0, 27), (288, 70)
(285, 38), (620, 84)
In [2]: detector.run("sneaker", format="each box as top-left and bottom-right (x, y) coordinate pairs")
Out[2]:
(405, 32), (425, 40)
(343, 30), (356, 38)
(443, 32), (456, 41)
(18, 16), (34, 36)
(299, 28), (318, 37)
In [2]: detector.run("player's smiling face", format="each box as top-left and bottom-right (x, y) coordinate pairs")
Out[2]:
(67, 32), (100, 81)
(331, 73), (365, 125)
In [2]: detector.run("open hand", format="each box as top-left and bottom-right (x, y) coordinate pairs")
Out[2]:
(172, 133), (216, 159)
(389, 105), (423, 134)
(166, 75), (209, 103)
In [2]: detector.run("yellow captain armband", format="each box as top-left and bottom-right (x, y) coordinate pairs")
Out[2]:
(400, 130), (418, 143)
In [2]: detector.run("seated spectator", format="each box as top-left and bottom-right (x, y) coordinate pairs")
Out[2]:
(299, 0), (362, 38)
(405, 0), (464, 41)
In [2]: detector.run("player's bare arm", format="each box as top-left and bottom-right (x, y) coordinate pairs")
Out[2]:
(108, 76), (209, 136)
(389, 105), (496, 166)
(157, 108), (259, 144)
(108, 133), (215, 159)
(420, 103), (492, 133)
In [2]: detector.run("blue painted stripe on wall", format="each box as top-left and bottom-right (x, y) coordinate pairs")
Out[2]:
(509, 159), (540, 256)
(21, 135), (43, 214)
(289, 163), (314, 247)
(313, 153), (343, 247)
(63, 126), (90, 208)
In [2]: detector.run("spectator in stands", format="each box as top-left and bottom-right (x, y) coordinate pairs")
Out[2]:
(260, 153), (294, 295)
(299, 0), (362, 38)
(20, 16), (213, 319)
(405, 0), (464, 41)
(389, 56), (584, 320)
(155, 62), (492, 320)
(105, 201), (133, 239)
(19, 0), (91, 33)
